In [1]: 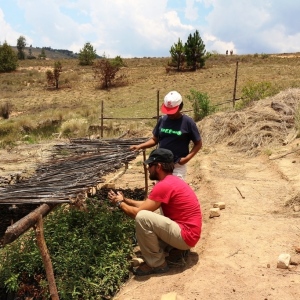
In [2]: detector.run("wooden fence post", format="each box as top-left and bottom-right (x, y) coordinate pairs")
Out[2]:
(233, 61), (239, 107)
(35, 215), (59, 300)
(101, 100), (104, 138)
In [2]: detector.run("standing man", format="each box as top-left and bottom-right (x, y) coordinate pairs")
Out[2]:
(108, 148), (202, 276)
(130, 90), (202, 180)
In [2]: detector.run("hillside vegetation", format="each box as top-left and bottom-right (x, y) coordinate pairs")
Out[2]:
(1, 53), (300, 147)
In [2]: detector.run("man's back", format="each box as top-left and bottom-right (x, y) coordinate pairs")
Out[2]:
(148, 174), (202, 247)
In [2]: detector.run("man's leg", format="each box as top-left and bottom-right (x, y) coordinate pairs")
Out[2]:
(135, 210), (189, 267)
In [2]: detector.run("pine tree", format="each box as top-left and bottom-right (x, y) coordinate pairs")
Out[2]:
(184, 30), (206, 71)
(0, 41), (18, 72)
(170, 38), (185, 71)
(17, 36), (26, 60)
(78, 42), (97, 65)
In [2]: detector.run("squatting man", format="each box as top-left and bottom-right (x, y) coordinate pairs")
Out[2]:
(108, 148), (202, 276)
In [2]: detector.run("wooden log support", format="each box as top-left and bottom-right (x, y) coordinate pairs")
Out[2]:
(35, 215), (59, 300)
(2, 203), (57, 247)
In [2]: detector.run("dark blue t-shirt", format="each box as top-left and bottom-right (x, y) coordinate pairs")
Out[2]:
(153, 115), (201, 163)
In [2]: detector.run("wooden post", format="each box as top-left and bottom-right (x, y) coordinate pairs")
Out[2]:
(233, 61), (239, 107)
(143, 150), (148, 199)
(156, 90), (160, 121)
(35, 215), (59, 300)
(101, 100), (104, 138)
(3, 204), (57, 246)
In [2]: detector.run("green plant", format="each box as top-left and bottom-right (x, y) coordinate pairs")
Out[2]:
(0, 198), (136, 299)
(184, 30), (206, 70)
(17, 36), (26, 60)
(38, 48), (46, 60)
(0, 42), (18, 72)
(261, 53), (269, 59)
(186, 89), (216, 121)
(78, 42), (97, 66)
(111, 55), (126, 68)
(170, 38), (185, 71)
(237, 81), (278, 109)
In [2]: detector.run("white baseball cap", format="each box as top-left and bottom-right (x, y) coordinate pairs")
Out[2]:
(161, 91), (182, 114)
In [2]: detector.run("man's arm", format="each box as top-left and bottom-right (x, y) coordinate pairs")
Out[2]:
(108, 190), (161, 219)
(179, 140), (202, 165)
(129, 136), (158, 151)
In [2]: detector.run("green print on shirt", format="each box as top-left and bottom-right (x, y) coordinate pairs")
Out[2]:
(161, 128), (182, 136)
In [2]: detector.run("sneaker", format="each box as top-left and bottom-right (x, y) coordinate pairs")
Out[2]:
(133, 261), (169, 276)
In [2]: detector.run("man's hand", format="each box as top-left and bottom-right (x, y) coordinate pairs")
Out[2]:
(108, 190), (124, 205)
(129, 145), (140, 151)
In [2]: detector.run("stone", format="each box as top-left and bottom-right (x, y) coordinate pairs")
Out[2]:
(213, 202), (226, 209)
(293, 205), (300, 212)
(290, 255), (300, 265)
(277, 253), (291, 269)
(161, 292), (177, 300)
(130, 257), (144, 267)
(209, 208), (221, 218)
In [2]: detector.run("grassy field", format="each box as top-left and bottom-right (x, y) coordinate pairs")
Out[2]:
(1, 53), (300, 146)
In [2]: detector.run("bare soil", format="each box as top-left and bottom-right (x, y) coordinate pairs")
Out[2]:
(1, 90), (300, 299)
(111, 139), (300, 300)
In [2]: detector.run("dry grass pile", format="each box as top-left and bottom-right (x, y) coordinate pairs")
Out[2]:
(199, 88), (300, 156)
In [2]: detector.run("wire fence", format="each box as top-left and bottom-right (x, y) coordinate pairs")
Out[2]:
(99, 61), (243, 137)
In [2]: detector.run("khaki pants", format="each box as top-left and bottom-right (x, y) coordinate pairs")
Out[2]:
(135, 210), (190, 267)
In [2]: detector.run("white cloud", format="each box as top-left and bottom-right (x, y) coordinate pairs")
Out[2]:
(185, 0), (198, 21)
(202, 0), (300, 54)
(203, 33), (235, 54)
(0, 8), (32, 46)
(2, 0), (300, 57)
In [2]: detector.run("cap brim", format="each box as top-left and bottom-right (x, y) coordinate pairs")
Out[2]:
(161, 104), (180, 114)
(143, 158), (154, 165)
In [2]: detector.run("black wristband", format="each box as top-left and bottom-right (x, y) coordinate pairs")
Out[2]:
(116, 200), (124, 209)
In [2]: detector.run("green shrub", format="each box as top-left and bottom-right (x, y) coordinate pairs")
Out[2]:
(0, 198), (136, 299)
(186, 89), (216, 121)
(261, 53), (269, 59)
(0, 121), (17, 137)
(236, 81), (278, 109)
(0, 42), (18, 72)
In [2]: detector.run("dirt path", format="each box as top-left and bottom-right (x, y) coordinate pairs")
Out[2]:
(113, 141), (300, 300)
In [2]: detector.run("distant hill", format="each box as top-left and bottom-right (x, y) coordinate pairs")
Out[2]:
(10, 46), (101, 60)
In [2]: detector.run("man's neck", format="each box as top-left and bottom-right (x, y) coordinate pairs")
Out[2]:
(157, 172), (172, 181)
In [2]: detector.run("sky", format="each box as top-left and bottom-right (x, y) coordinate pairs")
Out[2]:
(1, 0), (300, 58)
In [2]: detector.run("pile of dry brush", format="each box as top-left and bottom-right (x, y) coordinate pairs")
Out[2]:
(199, 88), (300, 156)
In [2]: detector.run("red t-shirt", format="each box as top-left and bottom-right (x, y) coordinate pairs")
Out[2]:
(148, 175), (202, 247)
